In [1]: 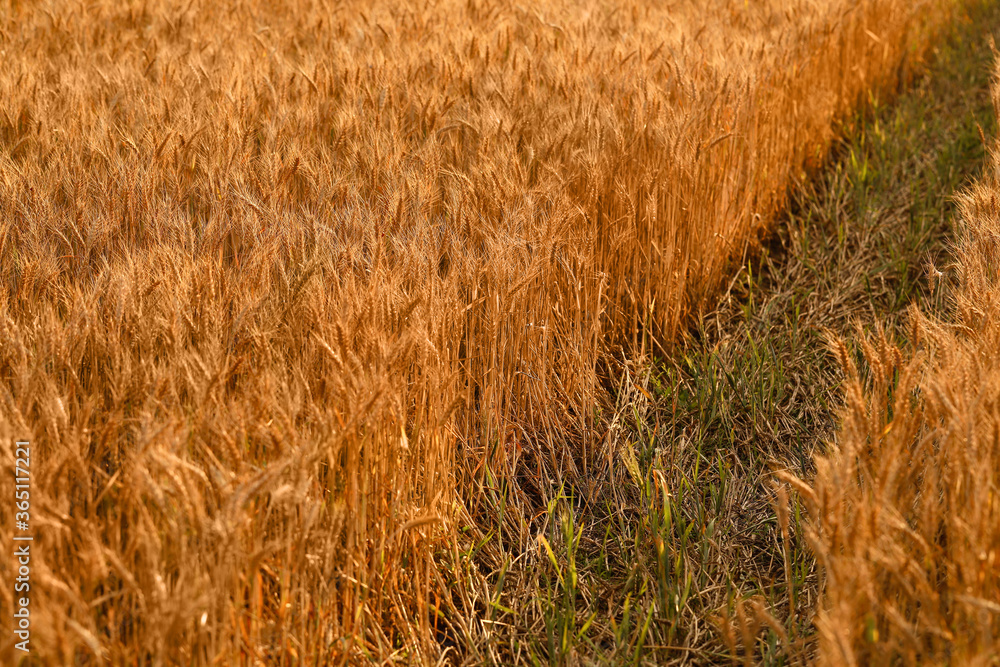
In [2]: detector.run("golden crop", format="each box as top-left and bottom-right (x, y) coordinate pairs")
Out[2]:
(0, 0), (964, 662)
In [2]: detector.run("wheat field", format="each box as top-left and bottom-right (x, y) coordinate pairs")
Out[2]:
(0, 0), (991, 663)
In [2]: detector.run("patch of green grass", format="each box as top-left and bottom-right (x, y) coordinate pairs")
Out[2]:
(443, 2), (1000, 663)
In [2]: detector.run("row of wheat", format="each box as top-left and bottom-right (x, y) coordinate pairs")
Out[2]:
(803, 56), (1000, 664)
